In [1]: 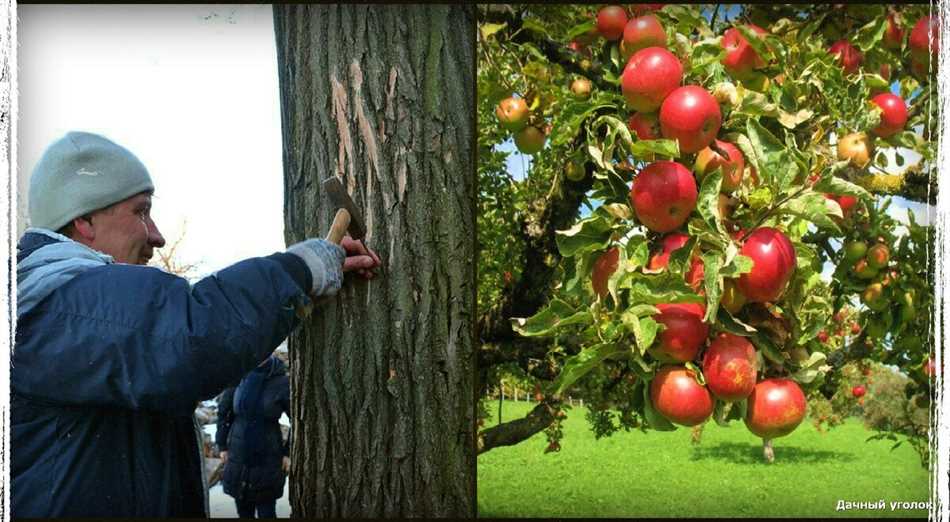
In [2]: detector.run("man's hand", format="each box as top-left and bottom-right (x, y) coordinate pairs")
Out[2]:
(220, 450), (228, 464)
(282, 456), (291, 474)
(340, 235), (381, 279)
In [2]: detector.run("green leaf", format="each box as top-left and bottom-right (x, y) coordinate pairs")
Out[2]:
(702, 252), (723, 323)
(747, 186), (773, 210)
(551, 102), (613, 147)
(736, 88), (779, 118)
(618, 272), (706, 306)
(690, 40), (726, 71)
(684, 361), (706, 385)
(814, 175), (872, 201)
(778, 191), (841, 233)
(552, 343), (626, 396)
(797, 13), (828, 42)
(742, 119), (789, 191)
(752, 333), (785, 366)
(720, 252), (753, 278)
(565, 251), (596, 294)
(627, 139), (680, 159)
(520, 19), (548, 36)
(480, 23), (507, 40)
(642, 380), (677, 431)
(626, 239), (650, 270)
(566, 20), (596, 41)
(852, 10), (888, 51)
(792, 351), (828, 384)
(696, 168), (726, 235)
(555, 215), (613, 257)
(777, 108), (813, 129)
(511, 298), (593, 338)
(736, 24), (774, 64)
(716, 308), (758, 335)
(628, 315), (661, 355)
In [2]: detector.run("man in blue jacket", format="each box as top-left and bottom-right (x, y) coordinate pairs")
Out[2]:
(12, 131), (380, 517)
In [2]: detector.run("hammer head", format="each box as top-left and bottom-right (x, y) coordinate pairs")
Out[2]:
(322, 177), (367, 240)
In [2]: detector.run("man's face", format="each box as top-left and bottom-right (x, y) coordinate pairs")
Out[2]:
(87, 192), (165, 265)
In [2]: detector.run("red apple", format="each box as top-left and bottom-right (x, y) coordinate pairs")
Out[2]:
(702, 333), (757, 402)
(567, 40), (588, 55)
(818, 330), (829, 343)
(851, 323), (861, 335)
(648, 232), (705, 290)
(870, 93), (908, 138)
(923, 356), (936, 378)
(852, 258), (879, 280)
(571, 77), (593, 99)
(852, 385), (866, 398)
(736, 227), (797, 303)
(597, 5), (628, 41)
(837, 195), (858, 217)
(721, 24), (769, 80)
(884, 13), (903, 49)
(659, 85), (722, 154)
(620, 15), (667, 59)
(837, 132), (874, 168)
(648, 232), (689, 270)
(650, 365), (714, 426)
(866, 243), (889, 269)
(629, 161), (698, 233)
(695, 140), (745, 192)
(651, 303), (709, 362)
(591, 247), (620, 298)
(909, 16), (939, 66)
(628, 112), (661, 140)
(621, 47), (684, 112)
(829, 40), (863, 74)
(514, 126), (546, 154)
(861, 283), (888, 312)
(744, 378), (807, 439)
(495, 97), (529, 131)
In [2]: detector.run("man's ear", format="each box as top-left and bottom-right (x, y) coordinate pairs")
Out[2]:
(72, 215), (96, 243)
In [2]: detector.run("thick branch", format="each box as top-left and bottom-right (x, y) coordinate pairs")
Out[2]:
(476, 400), (558, 454)
(856, 167), (937, 205)
(478, 5), (614, 92)
(477, 169), (593, 345)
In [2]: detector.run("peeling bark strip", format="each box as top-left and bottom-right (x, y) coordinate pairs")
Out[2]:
(273, 5), (476, 518)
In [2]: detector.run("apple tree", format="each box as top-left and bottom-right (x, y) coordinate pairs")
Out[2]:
(476, 4), (938, 464)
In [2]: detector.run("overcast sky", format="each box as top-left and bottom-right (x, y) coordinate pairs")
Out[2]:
(18, 4), (285, 277)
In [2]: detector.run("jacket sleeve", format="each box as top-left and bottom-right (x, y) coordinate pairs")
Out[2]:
(13, 254), (312, 415)
(215, 387), (235, 451)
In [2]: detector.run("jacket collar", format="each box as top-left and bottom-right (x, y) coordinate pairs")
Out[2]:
(16, 228), (115, 319)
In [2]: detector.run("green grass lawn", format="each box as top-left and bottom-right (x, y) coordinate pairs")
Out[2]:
(478, 400), (932, 518)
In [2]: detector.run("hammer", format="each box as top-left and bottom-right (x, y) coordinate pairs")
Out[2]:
(295, 177), (376, 319)
(322, 177), (370, 254)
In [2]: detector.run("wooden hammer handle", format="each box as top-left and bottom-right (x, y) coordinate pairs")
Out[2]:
(326, 208), (351, 244)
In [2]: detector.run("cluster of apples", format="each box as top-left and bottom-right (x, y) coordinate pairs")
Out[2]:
(650, 337), (807, 440)
(831, 14), (935, 172)
(828, 13), (939, 79)
(495, 96), (547, 155)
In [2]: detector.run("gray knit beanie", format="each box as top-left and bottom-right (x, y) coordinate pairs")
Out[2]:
(28, 131), (155, 231)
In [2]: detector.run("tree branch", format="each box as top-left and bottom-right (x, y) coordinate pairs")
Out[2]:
(476, 400), (558, 455)
(478, 5), (616, 92)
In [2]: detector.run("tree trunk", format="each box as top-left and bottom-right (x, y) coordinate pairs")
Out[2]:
(273, 5), (476, 518)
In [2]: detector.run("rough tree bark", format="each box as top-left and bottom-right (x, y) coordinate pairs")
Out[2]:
(273, 5), (476, 517)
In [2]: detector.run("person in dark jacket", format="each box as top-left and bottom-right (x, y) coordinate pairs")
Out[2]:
(12, 131), (380, 518)
(216, 355), (291, 518)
